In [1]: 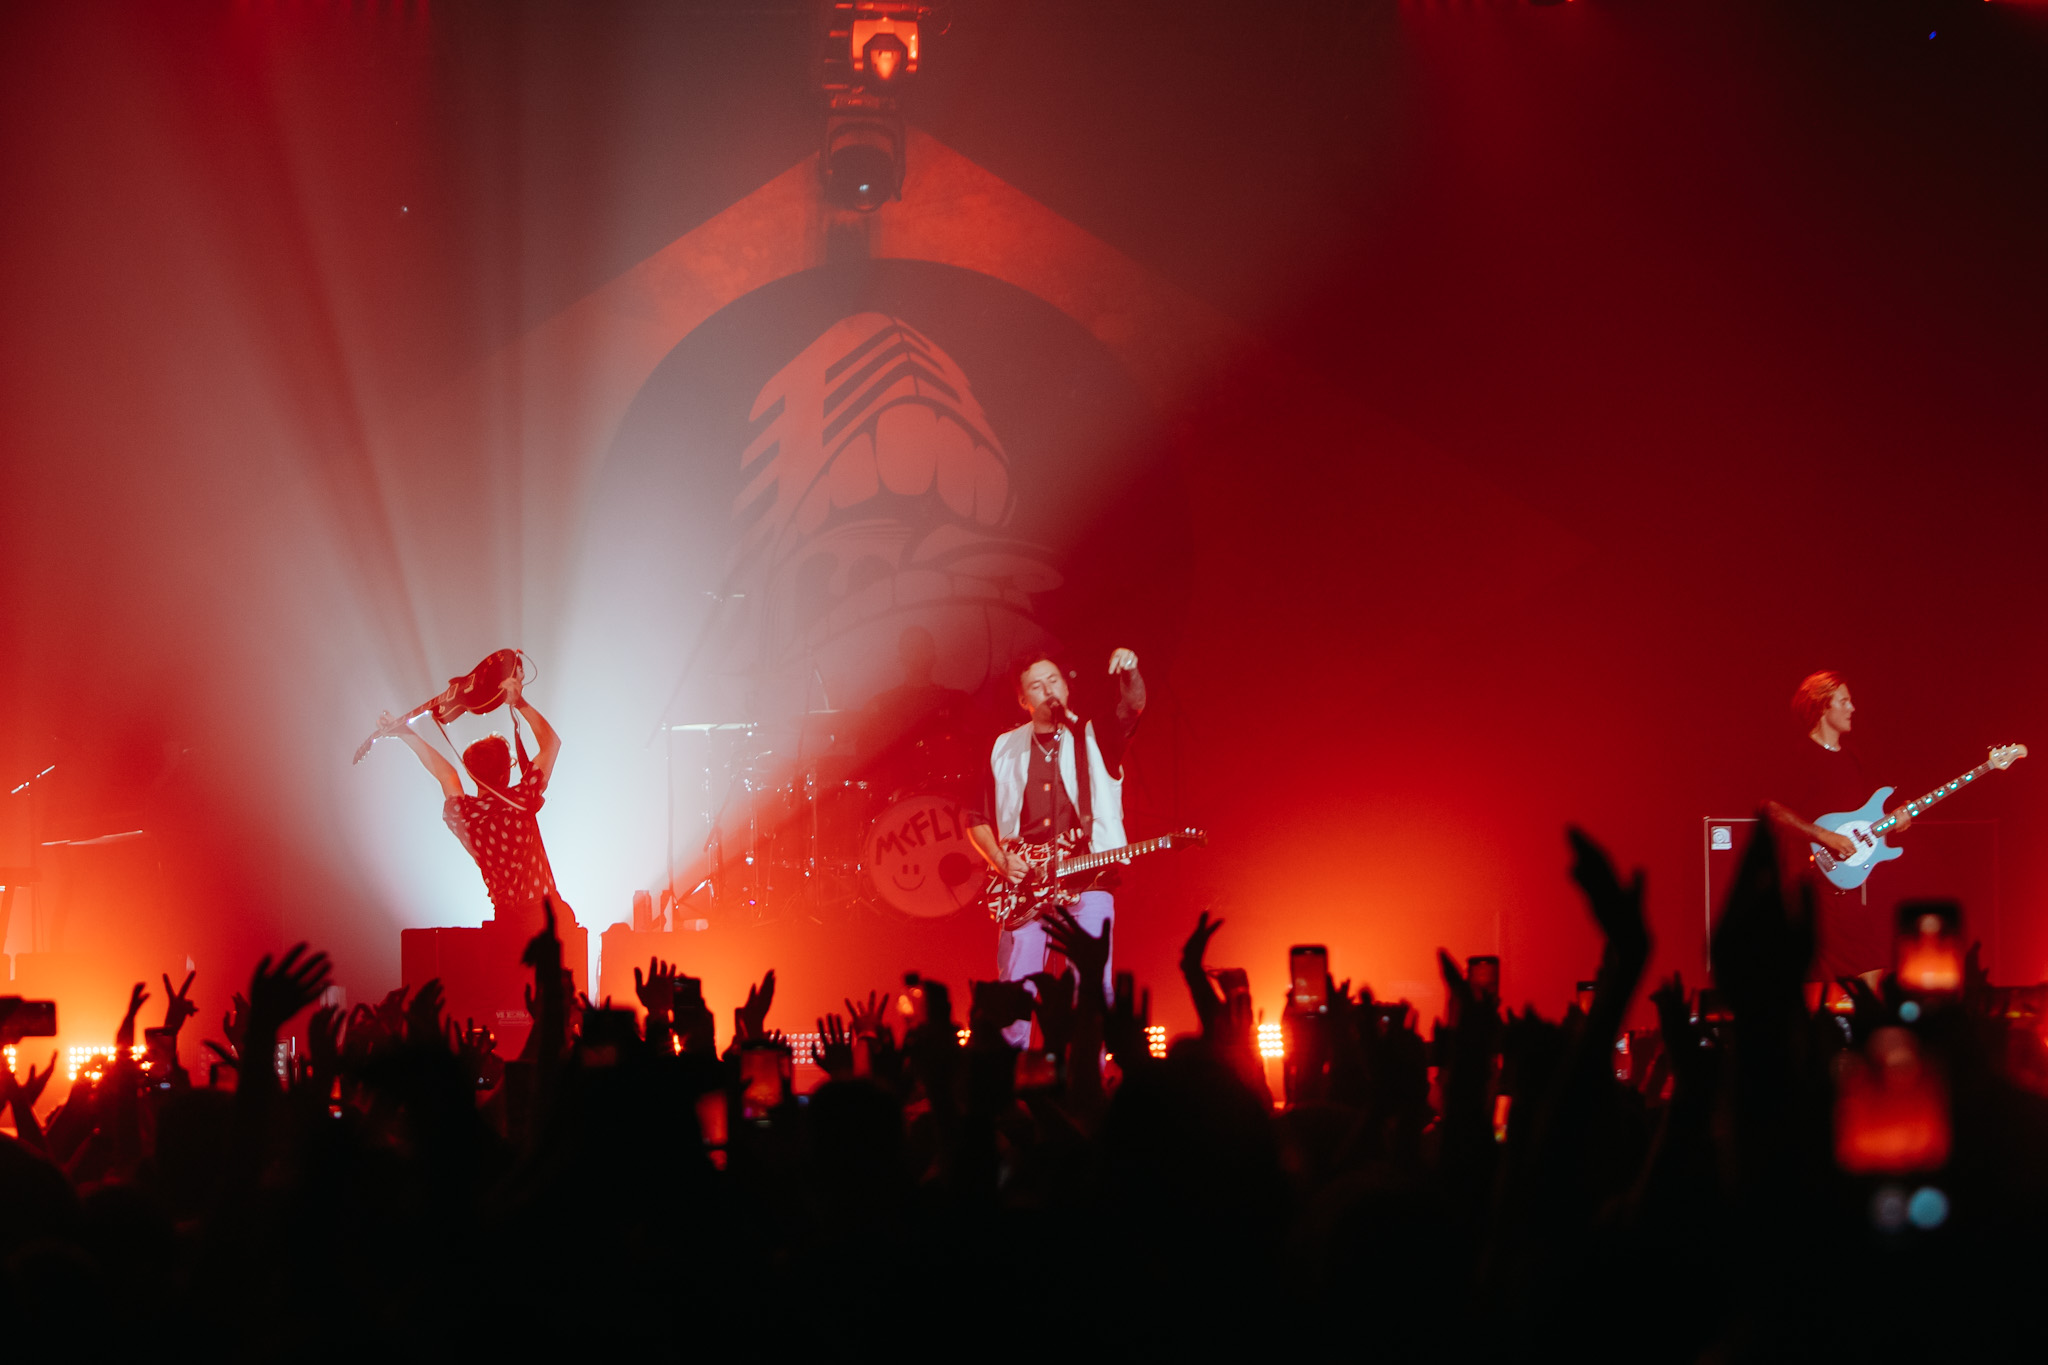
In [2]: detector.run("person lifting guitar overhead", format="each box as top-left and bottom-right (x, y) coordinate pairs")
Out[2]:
(369, 653), (576, 936)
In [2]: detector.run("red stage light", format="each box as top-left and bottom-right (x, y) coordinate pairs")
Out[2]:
(850, 18), (918, 86)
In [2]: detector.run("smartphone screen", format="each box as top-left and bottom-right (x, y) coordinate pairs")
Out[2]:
(1834, 1027), (1951, 1174)
(0, 997), (57, 1041)
(739, 1043), (790, 1120)
(1289, 945), (1330, 1014)
(1014, 1050), (1059, 1092)
(1895, 900), (1963, 995)
(696, 1089), (730, 1169)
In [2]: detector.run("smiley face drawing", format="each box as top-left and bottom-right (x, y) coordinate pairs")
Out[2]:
(865, 795), (982, 919)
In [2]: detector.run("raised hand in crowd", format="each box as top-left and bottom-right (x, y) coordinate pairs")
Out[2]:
(1020, 972), (1075, 1055)
(1648, 972), (1706, 1100)
(305, 1003), (347, 1096)
(1042, 905), (1113, 1108)
(1179, 909), (1227, 1035)
(116, 980), (150, 1052)
(205, 990), (252, 1079)
(1104, 971), (1152, 1070)
(1043, 906), (1110, 1013)
(635, 956), (678, 1018)
(0, 1051), (58, 1153)
(634, 956), (679, 1053)
(812, 1013), (855, 1082)
(236, 944), (333, 1101)
(450, 1017), (500, 1089)
(845, 989), (891, 1037)
(522, 899), (569, 1069)
(373, 985), (410, 1038)
(673, 973), (716, 1056)
(735, 968), (776, 1042)
(161, 969), (198, 1038)
(405, 978), (448, 1047)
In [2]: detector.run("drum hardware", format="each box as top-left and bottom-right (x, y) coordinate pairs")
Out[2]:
(661, 704), (991, 924)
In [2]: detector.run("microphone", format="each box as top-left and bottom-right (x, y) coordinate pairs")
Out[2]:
(1048, 698), (1080, 730)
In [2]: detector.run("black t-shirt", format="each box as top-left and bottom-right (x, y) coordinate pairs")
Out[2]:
(1777, 737), (1893, 980)
(1781, 738), (1875, 825)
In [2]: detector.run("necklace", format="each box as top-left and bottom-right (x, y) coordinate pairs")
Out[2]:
(1033, 729), (1060, 762)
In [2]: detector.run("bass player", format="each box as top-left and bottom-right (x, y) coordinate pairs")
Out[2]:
(1762, 670), (1910, 983)
(965, 648), (1145, 1047)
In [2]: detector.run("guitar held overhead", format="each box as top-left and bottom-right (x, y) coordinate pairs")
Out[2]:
(352, 648), (530, 764)
(985, 827), (1208, 931)
(1811, 743), (2026, 891)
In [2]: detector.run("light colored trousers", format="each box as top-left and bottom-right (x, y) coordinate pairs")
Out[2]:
(995, 888), (1114, 1049)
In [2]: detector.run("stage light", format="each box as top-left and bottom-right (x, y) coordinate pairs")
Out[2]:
(1145, 1024), (1167, 1059)
(822, 116), (904, 211)
(850, 18), (917, 86)
(1257, 1020), (1285, 1060)
(863, 33), (908, 84)
(66, 1043), (145, 1083)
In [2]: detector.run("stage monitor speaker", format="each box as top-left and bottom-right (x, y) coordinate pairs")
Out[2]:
(401, 924), (587, 1058)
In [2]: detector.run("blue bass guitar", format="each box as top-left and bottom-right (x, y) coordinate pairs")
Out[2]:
(1811, 743), (2026, 891)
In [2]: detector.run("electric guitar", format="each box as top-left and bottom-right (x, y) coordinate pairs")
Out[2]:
(985, 827), (1207, 931)
(1811, 743), (2026, 890)
(353, 648), (529, 764)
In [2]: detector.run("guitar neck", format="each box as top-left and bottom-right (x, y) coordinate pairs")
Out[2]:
(1053, 835), (1174, 878)
(1871, 759), (1997, 834)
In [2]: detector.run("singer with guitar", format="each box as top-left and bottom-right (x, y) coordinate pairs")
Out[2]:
(965, 648), (1145, 1047)
(374, 664), (576, 936)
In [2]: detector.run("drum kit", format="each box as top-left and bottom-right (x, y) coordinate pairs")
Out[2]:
(663, 705), (986, 923)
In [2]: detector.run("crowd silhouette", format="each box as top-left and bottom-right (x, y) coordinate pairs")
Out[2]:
(2, 822), (2044, 1358)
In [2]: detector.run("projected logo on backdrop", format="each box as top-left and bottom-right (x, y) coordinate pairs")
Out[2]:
(725, 312), (1061, 701)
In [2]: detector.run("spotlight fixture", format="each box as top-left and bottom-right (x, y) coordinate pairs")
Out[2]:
(850, 17), (917, 86)
(822, 114), (904, 211)
(821, 4), (927, 97)
(817, 3), (934, 212)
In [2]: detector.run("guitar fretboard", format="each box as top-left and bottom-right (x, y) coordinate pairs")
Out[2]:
(1053, 833), (1186, 879)
(1872, 760), (1997, 835)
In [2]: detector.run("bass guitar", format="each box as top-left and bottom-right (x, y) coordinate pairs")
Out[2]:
(352, 648), (529, 764)
(1811, 743), (2026, 890)
(985, 827), (1207, 931)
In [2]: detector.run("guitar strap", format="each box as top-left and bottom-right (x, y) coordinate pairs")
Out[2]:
(432, 707), (530, 815)
(1071, 721), (1093, 848)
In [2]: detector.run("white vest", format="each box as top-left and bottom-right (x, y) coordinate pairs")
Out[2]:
(990, 720), (1126, 853)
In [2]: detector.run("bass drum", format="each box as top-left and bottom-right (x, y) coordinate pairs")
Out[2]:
(863, 792), (985, 919)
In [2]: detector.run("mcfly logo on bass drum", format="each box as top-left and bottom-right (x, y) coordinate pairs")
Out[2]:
(864, 794), (982, 919)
